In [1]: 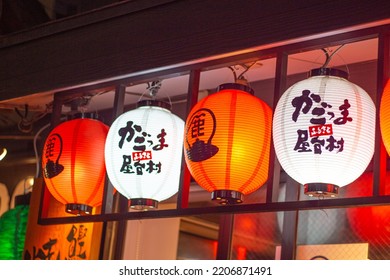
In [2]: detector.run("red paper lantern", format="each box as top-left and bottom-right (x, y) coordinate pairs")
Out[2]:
(345, 171), (390, 244)
(184, 83), (272, 204)
(42, 116), (109, 215)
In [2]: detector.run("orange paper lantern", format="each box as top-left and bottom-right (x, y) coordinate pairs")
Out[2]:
(380, 79), (390, 155)
(184, 83), (272, 204)
(42, 116), (109, 215)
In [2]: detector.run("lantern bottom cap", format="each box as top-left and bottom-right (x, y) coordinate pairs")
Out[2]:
(130, 198), (158, 211)
(66, 203), (93, 216)
(304, 183), (339, 198)
(211, 190), (244, 205)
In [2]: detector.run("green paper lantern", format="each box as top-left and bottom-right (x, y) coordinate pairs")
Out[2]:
(0, 205), (29, 260)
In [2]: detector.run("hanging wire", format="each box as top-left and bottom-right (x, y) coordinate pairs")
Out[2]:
(33, 90), (109, 178)
(135, 220), (143, 260)
(137, 80), (162, 102)
(332, 48), (351, 76)
(228, 66), (238, 81)
(33, 114), (67, 178)
(14, 103), (50, 134)
(138, 80), (173, 108)
(228, 61), (259, 84)
(15, 104), (33, 133)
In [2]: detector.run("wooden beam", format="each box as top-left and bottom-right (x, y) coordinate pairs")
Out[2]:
(38, 193), (390, 225)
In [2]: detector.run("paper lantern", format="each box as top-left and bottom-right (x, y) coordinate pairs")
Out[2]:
(273, 68), (376, 197)
(104, 100), (184, 210)
(345, 171), (390, 245)
(184, 83), (272, 204)
(380, 79), (390, 155)
(0, 205), (29, 260)
(0, 183), (9, 217)
(42, 116), (109, 215)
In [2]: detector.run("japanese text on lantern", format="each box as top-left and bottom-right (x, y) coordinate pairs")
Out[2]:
(117, 121), (168, 175)
(185, 108), (219, 163)
(292, 89), (353, 154)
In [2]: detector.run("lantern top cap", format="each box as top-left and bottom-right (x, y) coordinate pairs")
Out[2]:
(217, 83), (254, 95)
(136, 99), (172, 111)
(309, 68), (349, 79)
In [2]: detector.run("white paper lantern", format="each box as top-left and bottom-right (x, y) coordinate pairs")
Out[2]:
(105, 100), (184, 209)
(273, 68), (376, 197)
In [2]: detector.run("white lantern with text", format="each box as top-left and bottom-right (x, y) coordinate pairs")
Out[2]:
(272, 68), (376, 197)
(104, 100), (184, 210)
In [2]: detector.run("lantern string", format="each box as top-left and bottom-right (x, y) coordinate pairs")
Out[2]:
(228, 61), (259, 84)
(33, 122), (51, 178)
(138, 80), (173, 108)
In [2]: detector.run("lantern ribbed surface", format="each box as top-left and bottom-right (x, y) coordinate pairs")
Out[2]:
(380, 79), (390, 155)
(0, 205), (29, 260)
(273, 72), (376, 189)
(42, 118), (109, 212)
(184, 84), (272, 200)
(104, 103), (184, 204)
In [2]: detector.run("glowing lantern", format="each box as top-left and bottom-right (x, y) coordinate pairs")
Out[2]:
(104, 100), (184, 210)
(184, 83), (272, 204)
(380, 79), (390, 155)
(344, 171), (390, 245)
(273, 68), (376, 197)
(42, 116), (109, 215)
(277, 183), (345, 244)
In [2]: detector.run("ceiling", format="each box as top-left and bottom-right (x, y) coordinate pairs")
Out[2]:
(0, 38), (379, 109)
